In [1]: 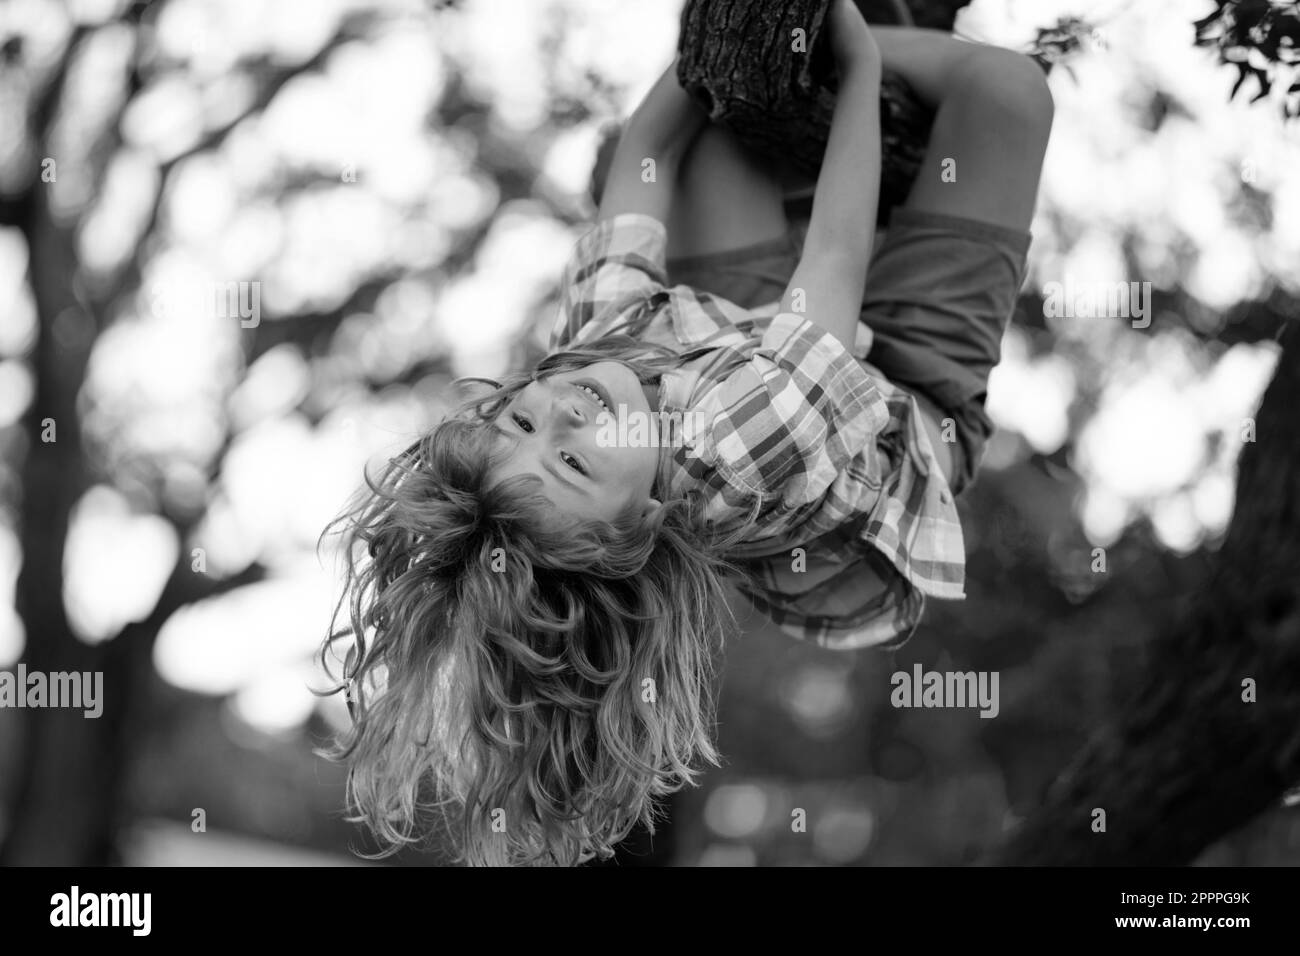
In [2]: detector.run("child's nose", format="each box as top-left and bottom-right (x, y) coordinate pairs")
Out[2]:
(548, 382), (588, 425)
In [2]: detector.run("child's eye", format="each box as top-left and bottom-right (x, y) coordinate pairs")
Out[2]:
(512, 413), (585, 476)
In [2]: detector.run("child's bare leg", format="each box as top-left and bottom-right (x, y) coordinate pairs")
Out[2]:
(873, 26), (1054, 230)
(666, 124), (790, 259)
(665, 31), (1051, 266)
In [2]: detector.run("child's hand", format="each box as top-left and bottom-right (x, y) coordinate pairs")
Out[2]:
(827, 0), (881, 77)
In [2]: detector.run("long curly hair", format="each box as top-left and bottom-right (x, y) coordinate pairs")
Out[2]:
(316, 334), (763, 866)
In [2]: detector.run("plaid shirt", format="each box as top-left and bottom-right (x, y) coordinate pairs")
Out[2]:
(550, 213), (965, 650)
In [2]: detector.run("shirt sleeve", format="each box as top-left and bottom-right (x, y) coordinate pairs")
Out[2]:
(692, 312), (890, 533)
(549, 213), (671, 352)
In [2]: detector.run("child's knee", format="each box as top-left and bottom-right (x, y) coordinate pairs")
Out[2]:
(952, 47), (1055, 139)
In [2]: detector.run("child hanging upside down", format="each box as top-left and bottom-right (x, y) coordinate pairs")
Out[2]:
(320, 0), (1054, 867)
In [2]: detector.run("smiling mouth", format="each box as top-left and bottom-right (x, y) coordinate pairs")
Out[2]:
(573, 379), (612, 415)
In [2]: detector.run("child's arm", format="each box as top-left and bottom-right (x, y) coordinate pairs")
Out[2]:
(596, 59), (710, 224)
(780, 0), (882, 352)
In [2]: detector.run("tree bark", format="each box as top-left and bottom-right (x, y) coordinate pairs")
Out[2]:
(993, 325), (1300, 865)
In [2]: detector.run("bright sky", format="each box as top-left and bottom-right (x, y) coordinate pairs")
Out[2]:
(0, 0), (1295, 736)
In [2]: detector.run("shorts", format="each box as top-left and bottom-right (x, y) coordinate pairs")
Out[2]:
(665, 207), (1032, 495)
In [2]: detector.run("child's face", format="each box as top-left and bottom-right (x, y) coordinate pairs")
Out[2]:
(489, 361), (662, 524)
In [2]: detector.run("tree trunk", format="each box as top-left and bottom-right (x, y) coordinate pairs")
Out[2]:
(0, 32), (122, 865)
(1, 14), (360, 865)
(0, 244), (131, 866)
(994, 326), (1300, 864)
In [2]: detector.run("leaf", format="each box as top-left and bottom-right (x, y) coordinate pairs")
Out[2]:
(1250, 65), (1272, 101)
(1191, 0), (1229, 33)
(1231, 63), (1250, 99)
